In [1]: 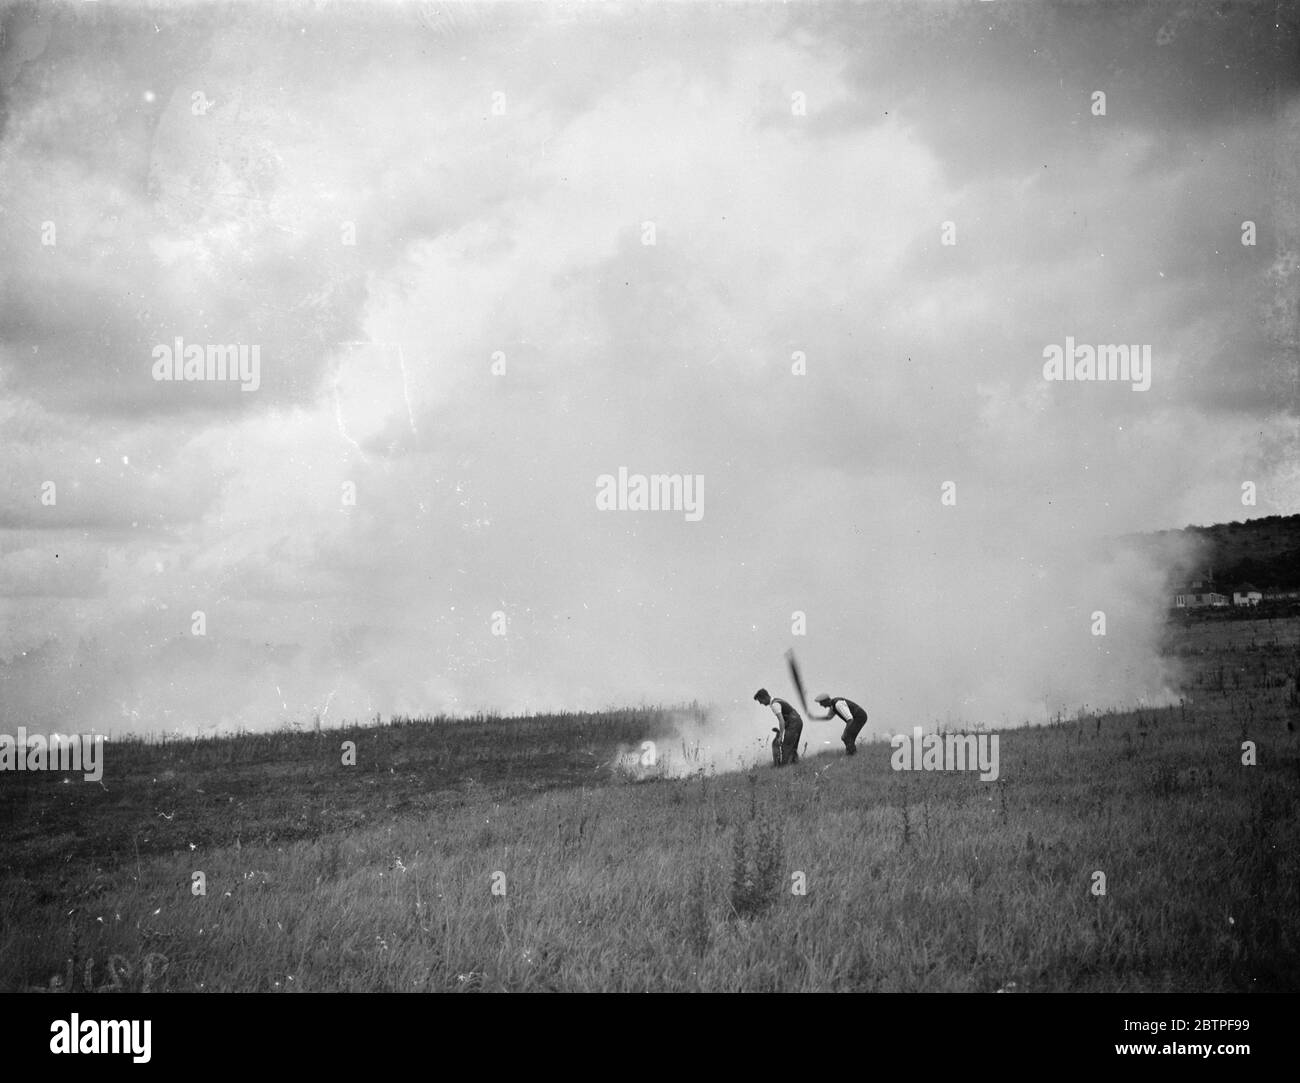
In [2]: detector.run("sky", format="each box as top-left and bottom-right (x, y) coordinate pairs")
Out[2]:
(1, 0), (1297, 743)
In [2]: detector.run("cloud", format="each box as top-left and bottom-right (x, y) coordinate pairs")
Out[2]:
(0, 3), (1295, 740)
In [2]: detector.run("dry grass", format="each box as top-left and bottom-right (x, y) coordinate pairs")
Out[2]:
(2, 628), (1297, 992)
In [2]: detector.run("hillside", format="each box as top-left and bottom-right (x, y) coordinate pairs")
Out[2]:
(2, 621), (1297, 992)
(1127, 512), (1300, 592)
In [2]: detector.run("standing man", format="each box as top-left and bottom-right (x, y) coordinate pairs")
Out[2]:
(754, 688), (803, 766)
(811, 693), (869, 756)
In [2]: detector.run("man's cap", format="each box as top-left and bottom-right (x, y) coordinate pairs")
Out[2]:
(753, 688), (769, 701)
(814, 692), (832, 704)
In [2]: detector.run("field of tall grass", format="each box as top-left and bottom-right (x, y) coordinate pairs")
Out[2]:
(2, 621), (1297, 992)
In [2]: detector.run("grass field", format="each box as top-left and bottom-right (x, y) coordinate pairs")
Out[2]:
(2, 621), (1298, 992)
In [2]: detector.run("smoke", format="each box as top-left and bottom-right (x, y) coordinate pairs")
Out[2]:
(2, 4), (1287, 744)
(638, 495), (1204, 778)
(644, 707), (775, 780)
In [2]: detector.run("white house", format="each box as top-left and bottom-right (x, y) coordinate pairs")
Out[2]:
(1232, 583), (1262, 606)
(1173, 579), (1229, 608)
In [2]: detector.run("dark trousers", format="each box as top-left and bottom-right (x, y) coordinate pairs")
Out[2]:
(773, 720), (802, 766)
(841, 716), (867, 755)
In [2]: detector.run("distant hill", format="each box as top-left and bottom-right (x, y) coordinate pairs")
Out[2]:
(1127, 513), (1300, 592)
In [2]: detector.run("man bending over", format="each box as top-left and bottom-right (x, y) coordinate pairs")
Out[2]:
(754, 687), (803, 766)
(811, 693), (869, 756)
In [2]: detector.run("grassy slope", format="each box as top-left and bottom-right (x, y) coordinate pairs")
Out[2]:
(1, 626), (1297, 992)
